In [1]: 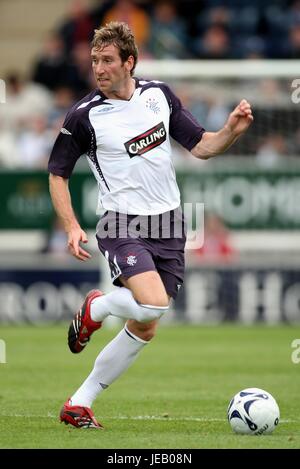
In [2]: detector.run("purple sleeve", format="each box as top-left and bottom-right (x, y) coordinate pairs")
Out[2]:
(161, 84), (205, 151)
(48, 111), (90, 178)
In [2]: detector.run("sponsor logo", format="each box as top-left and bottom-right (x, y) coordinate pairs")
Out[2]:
(96, 105), (114, 113)
(60, 127), (72, 135)
(124, 122), (166, 158)
(99, 382), (109, 389)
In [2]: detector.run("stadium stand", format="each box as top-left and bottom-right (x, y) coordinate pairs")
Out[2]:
(1, 0), (300, 324)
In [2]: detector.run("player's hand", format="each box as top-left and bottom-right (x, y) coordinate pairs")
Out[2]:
(225, 99), (253, 136)
(67, 227), (91, 261)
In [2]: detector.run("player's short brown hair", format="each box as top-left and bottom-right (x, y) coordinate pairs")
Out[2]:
(92, 22), (138, 76)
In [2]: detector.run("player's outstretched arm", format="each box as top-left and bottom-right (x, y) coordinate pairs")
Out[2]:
(191, 99), (253, 159)
(49, 174), (91, 261)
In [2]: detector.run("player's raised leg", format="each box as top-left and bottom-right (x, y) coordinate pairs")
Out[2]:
(67, 269), (169, 354)
(60, 271), (169, 428)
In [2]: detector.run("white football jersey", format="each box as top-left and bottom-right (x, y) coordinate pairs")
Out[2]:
(49, 79), (205, 215)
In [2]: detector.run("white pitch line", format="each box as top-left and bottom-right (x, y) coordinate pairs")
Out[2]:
(0, 413), (297, 423)
(0, 413), (223, 422)
(113, 415), (225, 422)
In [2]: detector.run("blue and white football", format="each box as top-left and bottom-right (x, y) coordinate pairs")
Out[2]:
(227, 387), (280, 435)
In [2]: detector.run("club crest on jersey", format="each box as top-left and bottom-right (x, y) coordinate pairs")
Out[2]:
(124, 122), (166, 158)
(146, 98), (160, 114)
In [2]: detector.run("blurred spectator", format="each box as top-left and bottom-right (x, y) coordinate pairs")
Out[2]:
(2, 0), (300, 169)
(184, 95), (229, 133)
(197, 6), (232, 33)
(188, 98), (208, 128)
(148, 0), (191, 59)
(241, 36), (266, 59)
(0, 123), (19, 168)
(32, 33), (94, 98)
(91, 1), (115, 28)
(258, 78), (287, 107)
(284, 23), (300, 58)
(195, 212), (236, 262)
(0, 72), (52, 131)
(32, 33), (72, 91)
(287, 0), (300, 27)
(43, 217), (68, 256)
(197, 5), (263, 58)
(290, 127), (300, 155)
(263, 3), (289, 39)
(264, 0), (300, 58)
(230, 6), (259, 37)
(205, 99), (229, 131)
(47, 86), (75, 127)
(58, 0), (94, 52)
(66, 41), (95, 98)
(17, 115), (54, 169)
(256, 134), (287, 168)
(101, 0), (150, 53)
(195, 24), (232, 59)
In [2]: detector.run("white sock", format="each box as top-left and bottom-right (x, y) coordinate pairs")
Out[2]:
(90, 287), (168, 323)
(70, 325), (147, 407)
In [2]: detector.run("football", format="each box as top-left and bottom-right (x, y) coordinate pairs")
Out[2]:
(227, 387), (280, 435)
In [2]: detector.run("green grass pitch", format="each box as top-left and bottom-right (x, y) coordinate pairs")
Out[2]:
(0, 323), (299, 449)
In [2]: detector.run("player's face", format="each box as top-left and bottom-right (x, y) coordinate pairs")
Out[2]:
(91, 44), (134, 98)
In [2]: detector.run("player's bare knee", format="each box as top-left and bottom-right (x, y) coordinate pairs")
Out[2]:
(139, 326), (156, 342)
(127, 319), (158, 342)
(154, 295), (169, 308)
(135, 293), (169, 309)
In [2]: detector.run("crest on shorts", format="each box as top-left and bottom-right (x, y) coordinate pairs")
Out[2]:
(126, 254), (137, 266)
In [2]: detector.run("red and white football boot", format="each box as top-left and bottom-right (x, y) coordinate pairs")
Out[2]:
(68, 289), (103, 353)
(60, 398), (103, 429)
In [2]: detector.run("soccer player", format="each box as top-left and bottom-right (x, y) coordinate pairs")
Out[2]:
(48, 21), (253, 429)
